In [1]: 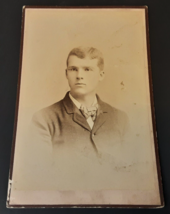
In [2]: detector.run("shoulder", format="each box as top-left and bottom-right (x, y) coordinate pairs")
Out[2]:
(99, 99), (129, 130)
(32, 99), (64, 124)
(99, 97), (127, 119)
(32, 92), (73, 126)
(101, 101), (130, 139)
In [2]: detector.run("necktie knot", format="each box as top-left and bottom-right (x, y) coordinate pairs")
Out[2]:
(80, 104), (98, 121)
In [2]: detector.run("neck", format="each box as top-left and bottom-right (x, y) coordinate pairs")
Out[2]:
(70, 91), (96, 107)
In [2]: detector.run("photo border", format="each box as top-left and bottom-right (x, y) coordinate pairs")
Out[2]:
(7, 6), (164, 208)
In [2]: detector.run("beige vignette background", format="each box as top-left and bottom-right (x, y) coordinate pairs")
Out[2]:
(9, 8), (161, 205)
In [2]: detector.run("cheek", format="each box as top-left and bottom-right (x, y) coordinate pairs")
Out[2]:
(67, 74), (74, 82)
(88, 74), (100, 86)
(91, 73), (100, 81)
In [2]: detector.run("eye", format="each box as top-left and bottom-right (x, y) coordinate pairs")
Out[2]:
(68, 67), (77, 71)
(72, 67), (77, 71)
(85, 68), (90, 71)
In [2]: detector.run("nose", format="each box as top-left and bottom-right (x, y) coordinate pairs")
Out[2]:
(76, 69), (84, 80)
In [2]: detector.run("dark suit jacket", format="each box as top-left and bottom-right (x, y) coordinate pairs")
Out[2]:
(20, 92), (130, 190)
(32, 92), (129, 161)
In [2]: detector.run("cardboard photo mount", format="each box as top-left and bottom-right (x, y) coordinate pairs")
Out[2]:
(7, 6), (164, 208)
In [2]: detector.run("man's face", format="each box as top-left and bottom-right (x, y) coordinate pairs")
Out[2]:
(66, 55), (104, 97)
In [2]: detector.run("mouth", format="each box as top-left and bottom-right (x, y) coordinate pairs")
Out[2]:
(75, 83), (86, 86)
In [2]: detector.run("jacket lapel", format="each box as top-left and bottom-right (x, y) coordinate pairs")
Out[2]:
(62, 92), (91, 131)
(73, 109), (91, 131)
(92, 107), (108, 133)
(63, 92), (110, 132)
(92, 95), (109, 133)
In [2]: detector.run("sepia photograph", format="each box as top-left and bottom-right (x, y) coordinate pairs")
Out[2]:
(7, 7), (163, 207)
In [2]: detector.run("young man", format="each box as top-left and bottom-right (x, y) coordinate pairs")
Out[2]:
(31, 47), (129, 163)
(22, 46), (130, 190)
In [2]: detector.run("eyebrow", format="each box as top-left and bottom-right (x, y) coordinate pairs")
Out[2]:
(67, 66), (78, 69)
(83, 66), (94, 69)
(67, 66), (94, 69)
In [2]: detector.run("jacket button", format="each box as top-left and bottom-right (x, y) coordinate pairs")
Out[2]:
(92, 133), (95, 137)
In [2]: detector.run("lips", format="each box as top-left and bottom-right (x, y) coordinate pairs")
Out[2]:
(75, 83), (86, 85)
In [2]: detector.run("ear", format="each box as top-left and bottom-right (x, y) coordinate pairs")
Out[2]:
(65, 69), (68, 78)
(99, 70), (105, 81)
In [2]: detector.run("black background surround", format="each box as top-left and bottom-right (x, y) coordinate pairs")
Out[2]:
(0, 0), (170, 213)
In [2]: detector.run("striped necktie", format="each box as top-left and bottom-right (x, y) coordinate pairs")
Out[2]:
(80, 103), (98, 121)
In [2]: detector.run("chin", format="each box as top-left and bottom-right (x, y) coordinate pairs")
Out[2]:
(71, 88), (88, 97)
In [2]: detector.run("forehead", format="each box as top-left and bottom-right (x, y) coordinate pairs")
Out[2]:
(67, 55), (99, 67)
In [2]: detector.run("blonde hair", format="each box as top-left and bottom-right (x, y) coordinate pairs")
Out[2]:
(66, 47), (104, 70)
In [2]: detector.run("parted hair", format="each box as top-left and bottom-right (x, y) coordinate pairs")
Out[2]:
(66, 47), (104, 71)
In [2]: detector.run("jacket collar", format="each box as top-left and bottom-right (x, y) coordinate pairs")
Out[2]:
(62, 91), (109, 132)
(62, 91), (109, 114)
(62, 92), (74, 114)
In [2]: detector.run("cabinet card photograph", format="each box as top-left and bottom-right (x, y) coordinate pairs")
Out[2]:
(7, 6), (164, 208)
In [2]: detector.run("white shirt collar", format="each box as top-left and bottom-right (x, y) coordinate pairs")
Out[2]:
(69, 92), (97, 110)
